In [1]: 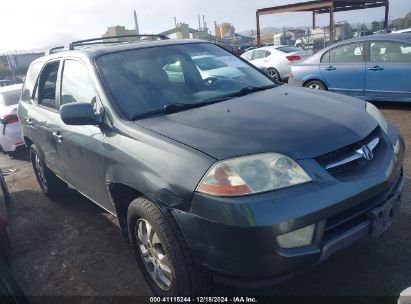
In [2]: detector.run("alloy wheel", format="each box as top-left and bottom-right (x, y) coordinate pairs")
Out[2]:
(136, 218), (173, 291)
(268, 69), (279, 80)
(34, 154), (48, 191)
(308, 83), (322, 90)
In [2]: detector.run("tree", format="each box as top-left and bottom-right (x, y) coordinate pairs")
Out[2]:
(371, 21), (384, 32)
(390, 11), (411, 30)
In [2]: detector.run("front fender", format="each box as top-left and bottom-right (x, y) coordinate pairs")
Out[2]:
(103, 125), (216, 210)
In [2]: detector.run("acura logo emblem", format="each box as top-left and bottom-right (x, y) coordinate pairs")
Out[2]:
(357, 145), (374, 161)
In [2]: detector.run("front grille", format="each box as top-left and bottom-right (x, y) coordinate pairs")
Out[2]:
(322, 169), (403, 243)
(315, 127), (382, 175)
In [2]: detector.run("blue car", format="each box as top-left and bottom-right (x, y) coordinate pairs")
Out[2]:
(289, 33), (411, 102)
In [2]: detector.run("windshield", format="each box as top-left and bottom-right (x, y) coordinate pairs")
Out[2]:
(96, 43), (274, 119)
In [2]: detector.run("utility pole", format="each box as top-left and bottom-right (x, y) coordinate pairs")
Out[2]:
(133, 10), (139, 35)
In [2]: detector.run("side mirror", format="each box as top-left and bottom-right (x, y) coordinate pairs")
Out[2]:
(60, 102), (99, 126)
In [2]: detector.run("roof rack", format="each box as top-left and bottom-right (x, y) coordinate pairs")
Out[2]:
(45, 34), (169, 55)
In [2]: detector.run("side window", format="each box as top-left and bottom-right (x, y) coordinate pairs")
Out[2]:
(37, 61), (60, 109)
(252, 50), (268, 60)
(241, 51), (252, 61)
(321, 51), (330, 63)
(370, 41), (411, 62)
(21, 62), (41, 102)
(328, 43), (364, 63)
(61, 60), (96, 105)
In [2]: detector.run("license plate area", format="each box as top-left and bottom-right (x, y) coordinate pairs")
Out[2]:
(368, 195), (401, 238)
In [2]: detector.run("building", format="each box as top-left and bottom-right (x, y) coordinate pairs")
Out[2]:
(159, 23), (209, 40)
(102, 25), (137, 42)
(215, 23), (236, 39)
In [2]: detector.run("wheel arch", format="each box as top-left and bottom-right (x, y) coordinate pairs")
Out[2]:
(23, 136), (33, 148)
(303, 78), (328, 90)
(107, 182), (145, 242)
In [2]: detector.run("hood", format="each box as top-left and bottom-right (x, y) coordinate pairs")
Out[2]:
(136, 85), (377, 160)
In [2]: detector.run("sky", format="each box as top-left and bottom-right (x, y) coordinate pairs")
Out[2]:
(1, 0), (410, 52)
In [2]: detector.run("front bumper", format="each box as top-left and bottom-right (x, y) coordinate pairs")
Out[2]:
(172, 126), (405, 285)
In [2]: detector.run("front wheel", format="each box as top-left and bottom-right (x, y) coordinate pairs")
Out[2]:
(30, 145), (67, 199)
(304, 80), (326, 91)
(127, 197), (211, 296)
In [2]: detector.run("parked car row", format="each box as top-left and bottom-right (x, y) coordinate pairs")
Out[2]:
(240, 33), (411, 102)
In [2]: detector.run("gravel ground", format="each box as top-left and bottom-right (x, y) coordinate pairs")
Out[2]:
(1, 103), (410, 299)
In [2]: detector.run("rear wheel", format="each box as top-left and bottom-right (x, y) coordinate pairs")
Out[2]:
(267, 68), (281, 81)
(304, 80), (326, 91)
(30, 145), (67, 199)
(127, 197), (211, 296)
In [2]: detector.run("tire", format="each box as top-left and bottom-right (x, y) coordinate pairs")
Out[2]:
(0, 232), (11, 266)
(267, 68), (281, 81)
(127, 197), (211, 296)
(304, 80), (326, 91)
(30, 145), (67, 199)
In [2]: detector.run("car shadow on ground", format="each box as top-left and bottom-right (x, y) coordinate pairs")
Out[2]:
(7, 188), (152, 296)
(375, 101), (411, 111)
(8, 148), (30, 162)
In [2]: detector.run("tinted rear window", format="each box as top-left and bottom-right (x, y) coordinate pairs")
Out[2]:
(0, 90), (21, 106)
(276, 46), (301, 53)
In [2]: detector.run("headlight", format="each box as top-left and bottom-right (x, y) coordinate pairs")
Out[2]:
(196, 153), (311, 196)
(366, 102), (388, 134)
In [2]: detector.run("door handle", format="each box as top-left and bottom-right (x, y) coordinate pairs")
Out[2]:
(368, 66), (384, 71)
(324, 66), (336, 71)
(52, 131), (63, 143)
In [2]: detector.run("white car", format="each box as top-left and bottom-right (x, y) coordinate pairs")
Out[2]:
(164, 55), (244, 83)
(241, 45), (311, 81)
(0, 84), (24, 153)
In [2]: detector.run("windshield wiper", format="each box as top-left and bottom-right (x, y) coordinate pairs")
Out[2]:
(130, 102), (210, 120)
(130, 85), (276, 120)
(203, 85), (276, 103)
(162, 102), (199, 113)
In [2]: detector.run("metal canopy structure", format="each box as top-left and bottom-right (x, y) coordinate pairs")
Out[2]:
(256, 0), (389, 46)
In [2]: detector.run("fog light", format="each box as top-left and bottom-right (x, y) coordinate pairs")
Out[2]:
(276, 224), (315, 249)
